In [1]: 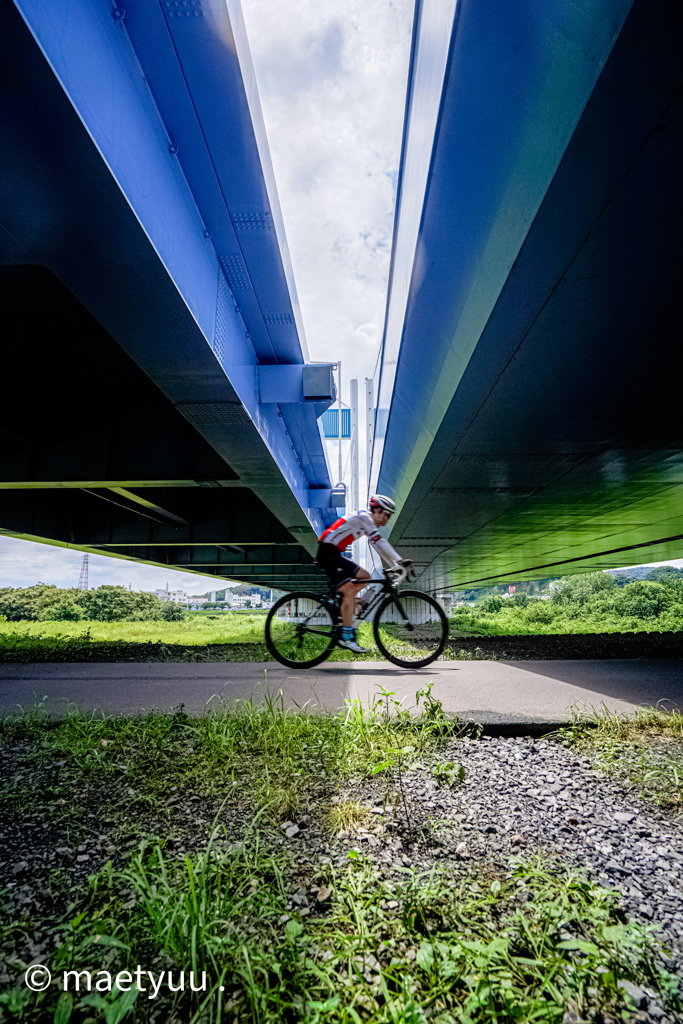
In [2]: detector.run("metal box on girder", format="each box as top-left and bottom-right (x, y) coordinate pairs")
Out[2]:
(302, 364), (335, 401)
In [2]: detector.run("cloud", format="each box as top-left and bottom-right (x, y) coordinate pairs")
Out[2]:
(256, 20), (345, 96)
(241, 0), (414, 392)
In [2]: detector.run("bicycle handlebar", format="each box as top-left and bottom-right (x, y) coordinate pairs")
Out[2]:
(345, 564), (413, 590)
(384, 564), (410, 586)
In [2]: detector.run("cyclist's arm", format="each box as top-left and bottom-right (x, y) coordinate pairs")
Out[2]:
(357, 510), (403, 566)
(369, 533), (402, 566)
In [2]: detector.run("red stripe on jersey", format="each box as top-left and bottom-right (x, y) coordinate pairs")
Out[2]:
(319, 518), (346, 543)
(319, 517), (355, 551)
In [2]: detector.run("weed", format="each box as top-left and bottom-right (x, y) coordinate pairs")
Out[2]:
(325, 801), (374, 836)
(256, 770), (305, 821)
(123, 828), (286, 975)
(444, 645), (499, 660)
(562, 703), (683, 810)
(566, 702), (683, 742)
(432, 762), (465, 789)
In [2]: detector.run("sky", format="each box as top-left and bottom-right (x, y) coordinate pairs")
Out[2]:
(241, 0), (414, 393)
(0, 0), (414, 591)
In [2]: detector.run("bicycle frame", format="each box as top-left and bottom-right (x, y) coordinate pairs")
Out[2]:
(329, 565), (413, 628)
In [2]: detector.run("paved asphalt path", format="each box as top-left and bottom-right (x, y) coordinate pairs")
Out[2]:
(0, 660), (680, 725)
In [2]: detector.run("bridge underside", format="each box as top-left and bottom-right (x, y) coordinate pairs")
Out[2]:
(0, 266), (322, 588)
(1, 0), (332, 591)
(375, 0), (683, 591)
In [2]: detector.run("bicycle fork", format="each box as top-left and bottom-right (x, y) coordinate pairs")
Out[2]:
(388, 594), (412, 629)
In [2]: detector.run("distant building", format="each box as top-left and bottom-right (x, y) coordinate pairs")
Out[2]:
(155, 588), (191, 604)
(151, 586), (263, 608)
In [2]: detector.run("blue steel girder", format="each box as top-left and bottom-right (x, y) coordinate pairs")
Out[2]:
(371, 0), (636, 507)
(8, 0), (333, 548)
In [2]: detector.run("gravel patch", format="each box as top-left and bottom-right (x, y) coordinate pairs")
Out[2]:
(2, 731), (682, 1020)
(273, 735), (683, 1020)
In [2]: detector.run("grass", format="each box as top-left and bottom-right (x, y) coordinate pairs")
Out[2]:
(0, 614), (274, 664)
(3, 838), (681, 1023)
(0, 614), (267, 645)
(449, 573), (683, 638)
(4, 602), (677, 667)
(561, 704), (683, 810)
(0, 617), (496, 664)
(0, 686), (462, 803)
(2, 695), (682, 1022)
(324, 801), (375, 836)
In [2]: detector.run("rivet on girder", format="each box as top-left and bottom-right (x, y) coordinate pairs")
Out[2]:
(112, 7), (125, 20)
(169, 143), (179, 154)
(204, 229), (211, 238)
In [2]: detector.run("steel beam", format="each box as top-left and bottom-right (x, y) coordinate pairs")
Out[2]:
(2, 0), (337, 578)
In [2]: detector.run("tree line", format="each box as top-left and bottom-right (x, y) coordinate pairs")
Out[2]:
(0, 585), (186, 623)
(454, 568), (683, 631)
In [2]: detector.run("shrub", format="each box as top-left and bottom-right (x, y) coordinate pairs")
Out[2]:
(481, 596), (503, 613)
(0, 583), (86, 621)
(0, 588), (37, 621)
(524, 600), (555, 624)
(38, 599), (84, 622)
(73, 586), (183, 622)
(13, 585), (189, 623)
(614, 581), (672, 620)
(551, 572), (616, 606)
(79, 585), (138, 621)
(126, 591), (171, 621)
(160, 602), (186, 621)
(589, 593), (621, 618)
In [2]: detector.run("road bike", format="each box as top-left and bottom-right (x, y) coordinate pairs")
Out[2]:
(264, 566), (449, 669)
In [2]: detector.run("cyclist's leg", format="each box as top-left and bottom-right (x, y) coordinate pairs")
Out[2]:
(317, 542), (370, 634)
(315, 542), (341, 615)
(338, 568), (370, 626)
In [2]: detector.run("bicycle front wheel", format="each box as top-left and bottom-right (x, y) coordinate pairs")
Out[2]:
(373, 590), (448, 668)
(265, 592), (337, 668)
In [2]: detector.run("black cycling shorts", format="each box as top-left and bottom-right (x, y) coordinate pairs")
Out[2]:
(316, 542), (361, 589)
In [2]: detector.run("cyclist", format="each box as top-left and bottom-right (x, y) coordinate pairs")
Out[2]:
(317, 494), (412, 653)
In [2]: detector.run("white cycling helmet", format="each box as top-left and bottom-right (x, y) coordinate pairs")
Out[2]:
(369, 494), (396, 515)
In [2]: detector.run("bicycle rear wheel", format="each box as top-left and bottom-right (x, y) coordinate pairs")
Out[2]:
(265, 592), (337, 668)
(373, 590), (448, 668)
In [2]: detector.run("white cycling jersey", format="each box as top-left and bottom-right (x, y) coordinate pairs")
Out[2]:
(319, 509), (401, 566)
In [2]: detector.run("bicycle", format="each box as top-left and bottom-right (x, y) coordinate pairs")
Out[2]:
(264, 566), (449, 669)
